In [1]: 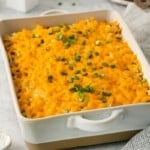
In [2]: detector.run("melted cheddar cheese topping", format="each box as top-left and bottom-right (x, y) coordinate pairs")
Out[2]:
(3, 18), (150, 118)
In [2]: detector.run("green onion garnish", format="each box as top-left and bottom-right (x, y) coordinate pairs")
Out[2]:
(32, 34), (39, 38)
(75, 53), (81, 62)
(102, 62), (109, 67)
(61, 71), (68, 76)
(82, 72), (88, 76)
(82, 40), (86, 45)
(56, 33), (63, 40)
(83, 85), (94, 93)
(77, 91), (86, 102)
(95, 40), (101, 46)
(86, 51), (93, 59)
(48, 75), (53, 83)
(99, 73), (105, 78)
(74, 70), (80, 74)
(102, 91), (112, 97)
(87, 61), (92, 66)
(68, 60), (75, 70)
(95, 51), (99, 56)
(110, 64), (116, 68)
(101, 97), (107, 103)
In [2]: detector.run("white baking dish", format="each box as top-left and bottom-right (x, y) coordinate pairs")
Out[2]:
(0, 10), (150, 150)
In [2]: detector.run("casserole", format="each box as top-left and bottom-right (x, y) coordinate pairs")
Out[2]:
(0, 10), (150, 150)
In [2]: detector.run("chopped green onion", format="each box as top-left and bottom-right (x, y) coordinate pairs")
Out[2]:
(77, 31), (82, 34)
(69, 84), (94, 93)
(73, 75), (79, 80)
(101, 97), (107, 103)
(68, 77), (74, 83)
(141, 78), (147, 84)
(83, 85), (94, 93)
(75, 53), (81, 62)
(64, 60), (69, 65)
(110, 64), (116, 68)
(102, 62), (109, 67)
(61, 57), (67, 62)
(56, 33), (63, 40)
(65, 41), (71, 48)
(55, 56), (68, 62)
(82, 68), (86, 72)
(92, 67), (97, 71)
(83, 31), (88, 38)
(82, 72), (88, 76)
(64, 34), (77, 48)
(93, 72), (105, 78)
(41, 39), (44, 44)
(69, 87), (76, 92)
(61, 71), (68, 76)
(102, 91), (112, 97)
(95, 51), (99, 56)
(32, 34), (39, 38)
(69, 65), (74, 70)
(69, 85), (94, 102)
(93, 73), (99, 78)
(69, 34), (76, 39)
(48, 75), (53, 83)
(82, 40), (86, 45)
(86, 51), (93, 59)
(68, 60), (75, 70)
(68, 75), (79, 83)
(74, 70), (80, 74)
(60, 58), (68, 65)
(87, 61), (92, 66)
(67, 34), (76, 42)
(69, 84), (82, 92)
(55, 56), (61, 61)
(95, 40), (101, 46)
(99, 72), (105, 78)
(77, 91), (86, 102)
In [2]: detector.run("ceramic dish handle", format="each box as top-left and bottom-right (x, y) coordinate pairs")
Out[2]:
(40, 9), (68, 16)
(67, 109), (124, 132)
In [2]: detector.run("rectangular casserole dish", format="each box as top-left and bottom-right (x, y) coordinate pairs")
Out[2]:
(0, 10), (150, 150)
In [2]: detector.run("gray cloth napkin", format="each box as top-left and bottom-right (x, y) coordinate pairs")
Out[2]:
(121, 3), (150, 150)
(122, 127), (150, 150)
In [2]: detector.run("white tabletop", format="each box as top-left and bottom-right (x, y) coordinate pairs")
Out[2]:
(0, 0), (130, 149)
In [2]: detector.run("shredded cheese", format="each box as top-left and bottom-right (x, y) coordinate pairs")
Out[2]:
(3, 18), (150, 118)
